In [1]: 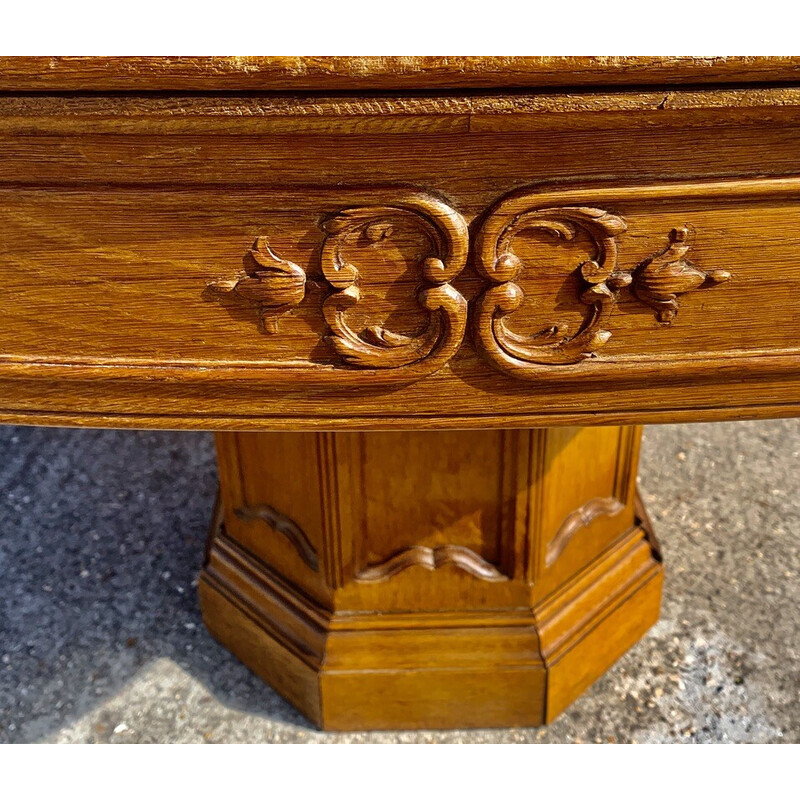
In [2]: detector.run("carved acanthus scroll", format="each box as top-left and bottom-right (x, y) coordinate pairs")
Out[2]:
(473, 207), (632, 372)
(209, 194), (469, 381)
(472, 191), (732, 378)
(319, 195), (469, 372)
(208, 187), (733, 384)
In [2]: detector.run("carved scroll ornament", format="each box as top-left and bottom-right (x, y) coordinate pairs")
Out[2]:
(472, 192), (732, 379)
(473, 206), (633, 372)
(208, 187), (732, 383)
(208, 194), (469, 381)
(319, 195), (469, 371)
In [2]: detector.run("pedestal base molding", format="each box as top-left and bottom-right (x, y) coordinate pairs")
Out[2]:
(199, 426), (662, 730)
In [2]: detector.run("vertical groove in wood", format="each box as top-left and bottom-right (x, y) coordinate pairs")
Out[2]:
(356, 432), (369, 578)
(527, 428), (548, 583)
(316, 432), (344, 590)
(330, 432), (345, 591)
(507, 429), (532, 582)
(519, 429), (534, 583)
(213, 431), (245, 522)
(497, 429), (508, 576)
(613, 425), (643, 507)
(498, 429), (526, 580)
(233, 432), (248, 505)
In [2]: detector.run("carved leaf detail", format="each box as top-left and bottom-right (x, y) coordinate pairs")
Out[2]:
(632, 227), (731, 324)
(356, 545), (508, 583)
(208, 237), (306, 334)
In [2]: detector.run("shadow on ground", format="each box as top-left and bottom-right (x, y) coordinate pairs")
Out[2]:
(0, 421), (797, 743)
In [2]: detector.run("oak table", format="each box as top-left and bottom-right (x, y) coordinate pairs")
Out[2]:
(1, 57), (799, 730)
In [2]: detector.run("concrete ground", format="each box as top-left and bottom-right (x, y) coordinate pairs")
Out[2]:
(0, 420), (797, 743)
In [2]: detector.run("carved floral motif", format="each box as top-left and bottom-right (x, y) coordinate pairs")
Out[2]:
(208, 237), (306, 333)
(632, 226), (731, 324)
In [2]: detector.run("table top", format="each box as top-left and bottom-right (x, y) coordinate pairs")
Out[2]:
(2, 56), (800, 92)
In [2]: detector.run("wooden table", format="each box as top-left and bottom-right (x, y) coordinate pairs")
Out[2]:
(1, 56), (798, 731)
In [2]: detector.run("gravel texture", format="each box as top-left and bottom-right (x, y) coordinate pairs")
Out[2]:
(0, 420), (797, 743)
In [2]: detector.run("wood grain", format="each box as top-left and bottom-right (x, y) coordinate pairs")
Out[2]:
(546, 497), (626, 568)
(0, 177), (798, 427)
(2, 56), (800, 92)
(234, 503), (319, 572)
(202, 425), (660, 729)
(3, 57), (793, 731)
(5, 90), (800, 136)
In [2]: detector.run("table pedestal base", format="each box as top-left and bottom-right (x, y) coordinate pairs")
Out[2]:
(199, 426), (662, 730)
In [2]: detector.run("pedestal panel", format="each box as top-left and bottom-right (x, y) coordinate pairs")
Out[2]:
(200, 425), (662, 730)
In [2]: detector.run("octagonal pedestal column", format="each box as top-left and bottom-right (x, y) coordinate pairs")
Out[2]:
(199, 426), (662, 731)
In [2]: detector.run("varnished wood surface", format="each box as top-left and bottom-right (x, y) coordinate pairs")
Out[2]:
(0, 173), (798, 429)
(2, 56), (789, 732)
(4, 88), (800, 135)
(3, 56), (800, 92)
(0, 60), (797, 430)
(202, 426), (661, 729)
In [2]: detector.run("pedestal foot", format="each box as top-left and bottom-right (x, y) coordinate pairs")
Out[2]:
(199, 427), (662, 730)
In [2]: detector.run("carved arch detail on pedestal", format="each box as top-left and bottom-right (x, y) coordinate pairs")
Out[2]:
(355, 544), (509, 583)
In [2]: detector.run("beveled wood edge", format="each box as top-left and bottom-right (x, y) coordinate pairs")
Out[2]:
(634, 490), (662, 563)
(2, 57), (800, 92)
(1, 400), (798, 432)
(536, 507), (657, 619)
(0, 350), (796, 386)
(5, 88), (800, 135)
